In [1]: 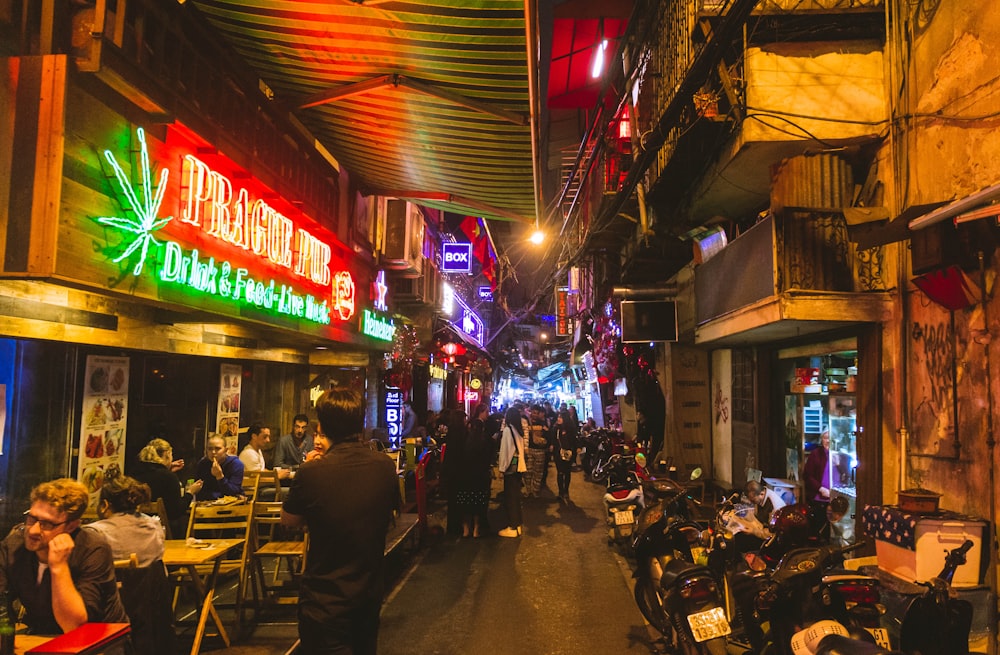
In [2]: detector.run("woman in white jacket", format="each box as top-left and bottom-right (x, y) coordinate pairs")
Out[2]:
(498, 405), (527, 537)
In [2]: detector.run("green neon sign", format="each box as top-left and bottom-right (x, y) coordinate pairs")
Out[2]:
(160, 242), (330, 323)
(361, 309), (395, 342)
(97, 128), (336, 326)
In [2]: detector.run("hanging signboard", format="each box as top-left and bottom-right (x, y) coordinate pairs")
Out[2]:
(441, 242), (473, 273)
(556, 286), (571, 336)
(217, 364), (242, 454)
(78, 355), (129, 509)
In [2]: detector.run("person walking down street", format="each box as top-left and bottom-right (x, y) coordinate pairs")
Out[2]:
(195, 435), (245, 501)
(448, 404), (493, 538)
(0, 478), (128, 634)
(498, 406), (526, 538)
(523, 405), (550, 497)
(553, 410), (578, 502)
(282, 388), (400, 655)
(273, 414), (314, 471)
(130, 438), (202, 537)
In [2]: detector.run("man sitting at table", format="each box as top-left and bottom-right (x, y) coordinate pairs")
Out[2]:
(195, 435), (245, 501)
(0, 478), (128, 634)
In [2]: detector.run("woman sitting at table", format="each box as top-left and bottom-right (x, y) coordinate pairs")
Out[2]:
(130, 438), (202, 537)
(85, 473), (165, 567)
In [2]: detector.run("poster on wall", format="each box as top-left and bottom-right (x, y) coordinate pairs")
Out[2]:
(77, 355), (130, 508)
(217, 364), (243, 455)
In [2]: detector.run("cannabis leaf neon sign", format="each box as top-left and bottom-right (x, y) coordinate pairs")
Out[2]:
(97, 127), (172, 276)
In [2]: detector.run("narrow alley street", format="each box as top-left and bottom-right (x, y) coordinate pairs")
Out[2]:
(377, 468), (658, 655)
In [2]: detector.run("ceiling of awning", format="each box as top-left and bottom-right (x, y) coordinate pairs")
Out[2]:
(189, 0), (538, 224)
(547, 17), (628, 109)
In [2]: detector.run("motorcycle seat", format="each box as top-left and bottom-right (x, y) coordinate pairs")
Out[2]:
(659, 558), (714, 588)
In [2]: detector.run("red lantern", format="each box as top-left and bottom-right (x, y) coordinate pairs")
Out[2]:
(441, 342), (466, 357)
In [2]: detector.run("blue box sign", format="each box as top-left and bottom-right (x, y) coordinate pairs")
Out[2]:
(478, 285), (493, 301)
(442, 242), (473, 273)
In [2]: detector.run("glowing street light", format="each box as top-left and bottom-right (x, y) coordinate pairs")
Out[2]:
(529, 229), (545, 245)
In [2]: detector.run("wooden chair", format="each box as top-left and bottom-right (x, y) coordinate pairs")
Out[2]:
(138, 497), (173, 539)
(246, 501), (307, 619)
(241, 469), (279, 501)
(177, 502), (255, 630)
(113, 552), (139, 569)
(117, 558), (176, 655)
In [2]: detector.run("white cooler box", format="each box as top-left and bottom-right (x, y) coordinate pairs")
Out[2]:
(874, 515), (986, 587)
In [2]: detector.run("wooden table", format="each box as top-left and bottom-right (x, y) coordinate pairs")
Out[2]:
(163, 538), (244, 655)
(14, 635), (48, 654)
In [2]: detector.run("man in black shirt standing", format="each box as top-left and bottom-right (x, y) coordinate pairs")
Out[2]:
(282, 389), (400, 654)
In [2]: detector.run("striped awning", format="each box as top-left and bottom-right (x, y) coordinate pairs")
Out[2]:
(189, 0), (538, 224)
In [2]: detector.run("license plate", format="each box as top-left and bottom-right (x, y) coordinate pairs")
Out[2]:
(865, 627), (890, 649)
(687, 606), (731, 643)
(614, 509), (635, 525)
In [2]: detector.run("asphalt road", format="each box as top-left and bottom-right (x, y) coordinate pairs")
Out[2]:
(377, 466), (660, 655)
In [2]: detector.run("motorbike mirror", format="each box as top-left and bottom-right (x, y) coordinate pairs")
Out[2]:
(689, 467), (703, 481)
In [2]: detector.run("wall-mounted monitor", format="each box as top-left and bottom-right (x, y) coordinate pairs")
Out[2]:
(620, 300), (678, 343)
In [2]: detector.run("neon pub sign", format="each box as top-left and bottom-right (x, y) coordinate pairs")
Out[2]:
(96, 127), (355, 325)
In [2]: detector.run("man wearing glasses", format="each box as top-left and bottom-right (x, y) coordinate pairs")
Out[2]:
(0, 478), (127, 634)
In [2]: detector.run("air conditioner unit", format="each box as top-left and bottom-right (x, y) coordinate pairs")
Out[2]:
(394, 266), (441, 307)
(378, 197), (425, 277)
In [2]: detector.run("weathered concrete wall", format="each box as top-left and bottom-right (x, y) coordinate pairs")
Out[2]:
(744, 41), (887, 143)
(865, 0), (1000, 600)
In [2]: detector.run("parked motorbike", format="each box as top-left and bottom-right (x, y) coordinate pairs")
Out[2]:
(579, 429), (603, 479)
(603, 453), (644, 548)
(879, 539), (974, 655)
(589, 429), (639, 482)
(751, 542), (884, 655)
(631, 471), (730, 653)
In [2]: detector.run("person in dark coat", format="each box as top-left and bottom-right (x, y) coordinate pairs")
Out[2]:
(129, 438), (202, 537)
(451, 403), (494, 537)
(552, 409), (578, 502)
(439, 409), (467, 536)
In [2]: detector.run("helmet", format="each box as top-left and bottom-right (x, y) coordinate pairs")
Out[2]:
(768, 503), (810, 541)
(635, 453), (647, 468)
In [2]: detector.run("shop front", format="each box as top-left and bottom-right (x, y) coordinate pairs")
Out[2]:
(0, 61), (386, 525)
(769, 334), (872, 542)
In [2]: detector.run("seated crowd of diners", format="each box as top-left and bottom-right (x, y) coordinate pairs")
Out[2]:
(0, 429), (312, 651)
